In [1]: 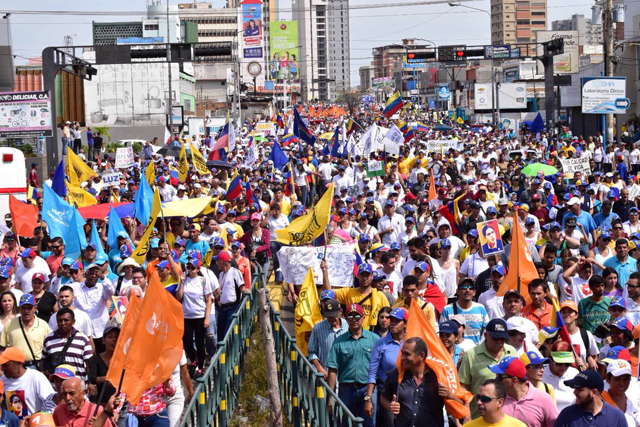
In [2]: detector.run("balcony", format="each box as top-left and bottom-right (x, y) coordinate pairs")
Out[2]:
(517, 29), (532, 38)
(516, 10), (530, 19)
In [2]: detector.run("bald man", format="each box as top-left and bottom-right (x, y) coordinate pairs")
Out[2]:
(53, 378), (114, 427)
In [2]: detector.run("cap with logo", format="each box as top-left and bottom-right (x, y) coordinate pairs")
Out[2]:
(486, 318), (509, 339)
(390, 308), (408, 321)
(320, 290), (336, 301)
(322, 299), (341, 317)
(607, 359), (632, 377)
(519, 351), (549, 366)
(49, 364), (76, 380)
(346, 303), (365, 316)
(488, 356), (526, 380)
(439, 320), (459, 334)
(564, 369), (604, 392)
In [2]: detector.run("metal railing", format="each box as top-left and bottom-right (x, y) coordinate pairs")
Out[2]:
(179, 266), (260, 427)
(267, 289), (365, 427)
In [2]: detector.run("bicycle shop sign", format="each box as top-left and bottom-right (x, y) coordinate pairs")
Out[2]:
(0, 91), (53, 137)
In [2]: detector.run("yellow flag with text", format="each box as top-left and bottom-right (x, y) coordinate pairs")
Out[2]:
(67, 149), (95, 186)
(190, 144), (209, 175)
(294, 268), (323, 356)
(276, 183), (334, 245)
(65, 182), (98, 208)
(178, 144), (189, 182)
(130, 189), (162, 264)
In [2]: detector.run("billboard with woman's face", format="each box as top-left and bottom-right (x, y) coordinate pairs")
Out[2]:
(269, 21), (299, 82)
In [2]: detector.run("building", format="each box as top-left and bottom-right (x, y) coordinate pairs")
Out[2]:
(491, 0), (547, 51)
(293, 0), (351, 101)
(359, 65), (374, 91)
(552, 14), (602, 46)
(0, 15), (15, 92)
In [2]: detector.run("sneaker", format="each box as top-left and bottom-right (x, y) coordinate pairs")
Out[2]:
(194, 368), (203, 379)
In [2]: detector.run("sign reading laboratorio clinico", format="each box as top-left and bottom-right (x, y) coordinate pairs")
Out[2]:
(582, 77), (629, 115)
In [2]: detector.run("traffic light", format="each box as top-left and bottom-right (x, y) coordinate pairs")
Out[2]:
(406, 50), (436, 61)
(545, 38), (564, 57)
(438, 46), (467, 62)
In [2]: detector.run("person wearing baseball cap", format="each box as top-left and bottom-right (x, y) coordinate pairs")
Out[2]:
(320, 258), (390, 331)
(601, 359), (640, 423)
(489, 356), (559, 426)
(557, 300), (598, 371)
(519, 351), (555, 400)
(438, 320), (464, 367)
(216, 250), (247, 340)
(598, 317), (635, 368)
(459, 318), (518, 418)
(555, 369), (628, 426)
(391, 275), (437, 331)
(326, 303), (378, 426)
(308, 298), (347, 381)
(14, 248), (50, 294)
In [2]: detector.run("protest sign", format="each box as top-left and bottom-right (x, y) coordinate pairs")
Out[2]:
(426, 139), (458, 154)
(561, 157), (591, 176)
(102, 173), (120, 187)
(115, 147), (134, 169)
(382, 125), (404, 155)
(347, 185), (360, 197)
(367, 159), (386, 177)
(477, 219), (504, 256)
(277, 243), (356, 287)
(255, 122), (275, 135)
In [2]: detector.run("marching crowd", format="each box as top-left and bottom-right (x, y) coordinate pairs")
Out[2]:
(1, 102), (640, 427)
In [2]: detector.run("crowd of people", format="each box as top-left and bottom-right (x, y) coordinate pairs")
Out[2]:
(2, 102), (640, 427)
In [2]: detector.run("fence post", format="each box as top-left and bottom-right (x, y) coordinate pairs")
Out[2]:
(196, 383), (206, 427)
(290, 348), (301, 427)
(257, 288), (283, 427)
(314, 373), (327, 427)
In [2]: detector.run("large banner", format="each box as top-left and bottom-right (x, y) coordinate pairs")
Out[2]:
(426, 139), (459, 154)
(562, 157), (591, 176)
(241, 0), (264, 59)
(277, 243), (357, 288)
(0, 91), (52, 137)
(474, 83), (527, 110)
(582, 77), (628, 115)
(268, 21), (299, 81)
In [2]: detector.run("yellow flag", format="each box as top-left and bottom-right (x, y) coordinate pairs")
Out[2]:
(276, 183), (334, 245)
(189, 144), (209, 175)
(145, 162), (156, 185)
(67, 149), (95, 186)
(65, 182), (98, 208)
(130, 189), (162, 264)
(112, 189), (120, 203)
(457, 116), (464, 124)
(294, 268), (323, 356)
(178, 144), (189, 182)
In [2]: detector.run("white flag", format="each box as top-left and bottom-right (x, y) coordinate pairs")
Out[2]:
(229, 122), (236, 152)
(362, 124), (376, 156)
(244, 137), (257, 167)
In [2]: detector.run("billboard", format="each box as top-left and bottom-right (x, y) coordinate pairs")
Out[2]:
(0, 91), (52, 137)
(268, 21), (299, 81)
(582, 77), (628, 114)
(474, 83), (527, 110)
(242, 0), (264, 59)
(537, 31), (579, 75)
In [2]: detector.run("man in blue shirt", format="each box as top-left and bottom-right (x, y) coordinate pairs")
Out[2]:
(604, 238), (638, 292)
(593, 199), (620, 229)
(185, 224), (210, 259)
(308, 298), (347, 379)
(562, 197), (598, 245)
(554, 369), (627, 427)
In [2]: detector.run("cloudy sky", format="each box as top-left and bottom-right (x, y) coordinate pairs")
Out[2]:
(7, 0), (594, 85)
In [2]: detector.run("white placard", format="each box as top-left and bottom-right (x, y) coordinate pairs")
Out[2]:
(382, 125), (404, 155)
(102, 173), (120, 187)
(561, 157), (591, 176)
(426, 139), (459, 154)
(115, 147), (134, 169)
(277, 243), (357, 288)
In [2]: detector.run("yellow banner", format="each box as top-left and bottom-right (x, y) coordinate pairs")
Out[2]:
(130, 189), (162, 264)
(145, 162), (156, 185)
(190, 144), (209, 175)
(276, 183), (334, 245)
(67, 149), (95, 186)
(178, 144), (189, 183)
(294, 268), (323, 356)
(65, 182), (98, 208)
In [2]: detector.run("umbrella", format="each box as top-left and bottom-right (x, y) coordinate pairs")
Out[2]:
(254, 136), (268, 142)
(157, 145), (182, 157)
(433, 124), (453, 132)
(521, 163), (558, 176)
(206, 160), (234, 170)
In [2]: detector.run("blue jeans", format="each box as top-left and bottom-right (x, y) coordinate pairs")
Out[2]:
(134, 409), (169, 427)
(337, 384), (376, 427)
(206, 312), (218, 356)
(62, 137), (68, 155)
(299, 185), (308, 207)
(270, 241), (283, 282)
(217, 302), (240, 343)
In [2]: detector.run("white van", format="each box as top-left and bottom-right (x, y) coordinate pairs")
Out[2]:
(0, 147), (27, 219)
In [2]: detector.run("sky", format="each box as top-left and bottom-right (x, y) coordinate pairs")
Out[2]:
(6, 0), (594, 86)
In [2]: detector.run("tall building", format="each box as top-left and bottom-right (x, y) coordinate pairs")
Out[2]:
(552, 14), (602, 46)
(0, 15), (14, 92)
(491, 0), (547, 51)
(293, 0), (351, 101)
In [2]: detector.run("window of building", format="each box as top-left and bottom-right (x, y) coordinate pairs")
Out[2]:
(144, 24), (159, 31)
(532, 20), (545, 25)
(517, 20), (529, 24)
(532, 11), (545, 15)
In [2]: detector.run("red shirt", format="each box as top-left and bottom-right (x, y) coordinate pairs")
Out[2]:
(45, 253), (64, 275)
(53, 401), (114, 427)
(522, 301), (553, 330)
(30, 169), (39, 188)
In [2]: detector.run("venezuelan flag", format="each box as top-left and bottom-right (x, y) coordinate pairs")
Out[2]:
(416, 122), (429, 132)
(284, 164), (296, 202)
(550, 298), (572, 343)
(346, 119), (356, 137)
(276, 112), (285, 128)
(226, 170), (242, 201)
(383, 91), (403, 118)
(438, 200), (460, 234)
(399, 121), (414, 142)
(281, 132), (296, 146)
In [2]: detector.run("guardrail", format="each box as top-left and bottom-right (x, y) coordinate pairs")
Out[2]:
(267, 289), (364, 427)
(179, 267), (260, 427)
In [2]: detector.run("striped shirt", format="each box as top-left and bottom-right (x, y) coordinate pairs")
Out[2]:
(42, 328), (93, 381)
(307, 318), (348, 369)
(440, 302), (490, 344)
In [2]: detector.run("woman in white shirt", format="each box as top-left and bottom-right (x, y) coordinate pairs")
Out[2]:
(176, 257), (213, 377)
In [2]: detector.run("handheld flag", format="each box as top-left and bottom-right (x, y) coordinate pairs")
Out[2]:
(329, 126), (343, 158)
(107, 206), (128, 250)
(268, 140), (289, 171)
(145, 162), (156, 185)
(65, 183), (98, 208)
(294, 268), (323, 356)
(178, 144), (189, 183)
(226, 170), (242, 201)
(9, 194), (38, 238)
(366, 159), (386, 177)
(90, 220), (107, 257)
(67, 149), (95, 186)
(276, 183), (334, 245)
(105, 273), (184, 404)
(345, 119), (357, 137)
(497, 212), (538, 303)
(397, 299), (472, 419)
(42, 185), (85, 259)
(51, 160), (67, 198)
(293, 108), (316, 144)
(550, 298), (573, 343)
(428, 169), (437, 201)
(210, 113), (232, 154)
(189, 144), (209, 175)
(133, 168), (154, 225)
(130, 189), (162, 264)
(383, 91), (403, 118)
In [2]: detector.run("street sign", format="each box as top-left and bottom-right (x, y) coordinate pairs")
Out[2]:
(484, 45), (511, 59)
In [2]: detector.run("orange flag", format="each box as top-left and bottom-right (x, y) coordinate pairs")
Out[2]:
(397, 299), (472, 419)
(105, 274), (184, 404)
(8, 194), (38, 238)
(497, 211), (538, 303)
(428, 169), (437, 202)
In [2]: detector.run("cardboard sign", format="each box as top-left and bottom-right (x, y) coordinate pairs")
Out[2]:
(426, 139), (458, 154)
(102, 173), (120, 187)
(115, 147), (134, 169)
(367, 160), (386, 177)
(561, 157), (591, 176)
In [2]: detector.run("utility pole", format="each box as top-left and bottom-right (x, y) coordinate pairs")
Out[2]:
(604, 0), (615, 141)
(166, 0), (174, 137)
(491, 61), (496, 125)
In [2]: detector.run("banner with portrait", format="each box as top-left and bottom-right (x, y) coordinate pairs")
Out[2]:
(477, 219), (504, 256)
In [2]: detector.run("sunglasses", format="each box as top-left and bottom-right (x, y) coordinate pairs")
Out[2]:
(346, 314), (362, 321)
(186, 265), (196, 270)
(459, 285), (474, 290)
(51, 245), (62, 250)
(476, 395), (497, 403)
(614, 227), (623, 230)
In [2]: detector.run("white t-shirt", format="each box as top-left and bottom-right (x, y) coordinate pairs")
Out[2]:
(15, 259), (51, 294)
(542, 365), (579, 412)
(181, 276), (213, 319)
(2, 369), (55, 418)
(48, 307), (95, 338)
(558, 275), (592, 304)
(375, 268), (404, 298)
(569, 329), (599, 359)
(478, 287), (505, 320)
(460, 253), (489, 280)
(266, 214), (289, 242)
(218, 268), (245, 305)
(170, 351), (188, 399)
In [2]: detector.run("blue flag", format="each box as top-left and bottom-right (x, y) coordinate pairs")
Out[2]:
(293, 108), (316, 145)
(268, 140), (288, 171)
(107, 206), (128, 250)
(133, 172), (153, 225)
(42, 185), (86, 259)
(51, 159), (67, 198)
(64, 209), (88, 260)
(90, 220), (106, 257)
(530, 112), (545, 134)
(330, 126), (342, 158)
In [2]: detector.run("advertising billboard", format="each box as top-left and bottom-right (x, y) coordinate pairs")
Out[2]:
(474, 83), (527, 110)
(268, 21), (299, 81)
(582, 77), (628, 114)
(0, 91), (52, 137)
(242, 0), (264, 59)
(536, 31), (579, 75)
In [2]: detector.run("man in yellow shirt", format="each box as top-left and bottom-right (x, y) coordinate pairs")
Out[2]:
(321, 261), (389, 331)
(464, 380), (526, 427)
(0, 294), (51, 367)
(392, 275), (436, 331)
